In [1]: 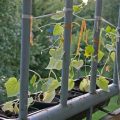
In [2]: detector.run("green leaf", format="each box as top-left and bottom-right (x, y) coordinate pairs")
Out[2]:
(46, 57), (62, 70)
(106, 44), (114, 52)
(51, 11), (64, 20)
(30, 75), (37, 86)
(53, 24), (64, 36)
(2, 101), (13, 112)
(49, 46), (64, 60)
(5, 77), (20, 97)
(79, 78), (90, 92)
(98, 50), (104, 63)
(106, 26), (112, 33)
(110, 52), (115, 61)
(41, 82), (48, 92)
(96, 76), (109, 91)
(68, 79), (75, 91)
(69, 67), (74, 79)
(43, 90), (55, 103)
(84, 45), (94, 58)
(71, 60), (84, 70)
(73, 5), (82, 13)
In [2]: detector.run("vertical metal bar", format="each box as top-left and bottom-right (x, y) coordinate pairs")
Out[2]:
(87, 0), (102, 119)
(19, 0), (32, 120)
(116, 7), (120, 83)
(113, 59), (118, 85)
(113, 7), (120, 85)
(60, 0), (73, 106)
(90, 0), (102, 94)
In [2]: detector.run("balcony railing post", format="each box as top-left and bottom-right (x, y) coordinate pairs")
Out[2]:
(113, 60), (118, 85)
(60, 0), (73, 106)
(116, 7), (120, 84)
(87, 0), (102, 119)
(19, 0), (32, 119)
(90, 0), (102, 94)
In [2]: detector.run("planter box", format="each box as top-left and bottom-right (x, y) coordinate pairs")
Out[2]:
(0, 77), (112, 120)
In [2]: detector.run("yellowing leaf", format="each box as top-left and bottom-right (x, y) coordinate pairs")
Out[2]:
(110, 52), (115, 62)
(68, 79), (75, 91)
(105, 65), (110, 72)
(46, 57), (62, 70)
(13, 103), (19, 114)
(79, 78), (90, 92)
(43, 90), (55, 103)
(71, 60), (84, 70)
(106, 44), (114, 52)
(49, 47), (64, 60)
(53, 24), (64, 36)
(96, 76), (109, 91)
(48, 80), (60, 92)
(28, 97), (34, 107)
(5, 77), (20, 97)
(2, 101), (13, 112)
(42, 78), (60, 92)
(98, 50), (104, 63)
(84, 45), (94, 58)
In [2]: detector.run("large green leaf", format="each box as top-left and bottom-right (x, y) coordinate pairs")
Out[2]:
(5, 77), (20, 97)
(46, 57), (62, 70)
(68, 79), (75, 91)
(98, 50), (104, 63)
(53, 24), (64, 36)
(49, 47), (64, 60)
(79, 78), (90, 92)
(96, 76), (109, 91)
(51, 11), (64, 20)
(71, 60), (84, 70)
(84, 45), (94, 58)
(43, 90), (55, 103)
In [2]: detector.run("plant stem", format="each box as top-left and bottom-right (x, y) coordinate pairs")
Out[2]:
(51, 70), (58, 80)
(29, 69), (41, 79)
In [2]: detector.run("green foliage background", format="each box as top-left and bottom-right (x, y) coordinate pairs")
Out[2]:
(0, 0), (119, 77)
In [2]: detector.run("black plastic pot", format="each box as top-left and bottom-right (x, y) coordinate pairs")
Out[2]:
(0, 93), (59, 120)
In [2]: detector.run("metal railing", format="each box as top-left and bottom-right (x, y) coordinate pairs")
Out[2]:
(19, 0), (120, 120)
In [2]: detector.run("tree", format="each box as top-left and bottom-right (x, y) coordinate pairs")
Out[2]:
(0, 0), (21, 77)
(102, 0), (120, 26)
